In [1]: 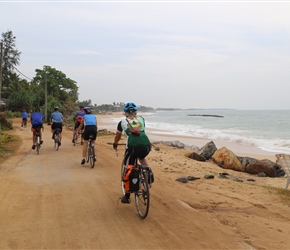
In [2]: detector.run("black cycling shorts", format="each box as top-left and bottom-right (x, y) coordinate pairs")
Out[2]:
(124, 145), (151, 165)
(51, 123), (63, 132)
(74, 121), (84, 130)
(83, 125), (97, 140)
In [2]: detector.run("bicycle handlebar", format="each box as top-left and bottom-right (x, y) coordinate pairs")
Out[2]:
(107, 142), (126, 157)
(107, 142), (126, 145)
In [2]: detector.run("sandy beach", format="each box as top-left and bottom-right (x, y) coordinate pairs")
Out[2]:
(0, 117), (289, 249)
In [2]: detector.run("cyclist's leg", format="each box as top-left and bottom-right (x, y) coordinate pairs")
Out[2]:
(137, 145), (151, 167)
(32, 127), (36, 146)
(80, 124), (85, 144)
(57, 123), (63, 145)
(31, 126), (39, 149)
(81, 140), (88, 163)
(91, 126), (97, 157)
(81, 126), (89, 164)
(81, 131), (84, 144)
(39, 125), (43, 143)
(139, 157), (149, 167)
(72, 122), (77, 143)
(121, 149), (136, 203)
(51, 123), (55, 139)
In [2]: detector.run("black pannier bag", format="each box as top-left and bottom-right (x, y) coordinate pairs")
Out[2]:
(148, 167), (154, 184)
(129, 168), (140, 192)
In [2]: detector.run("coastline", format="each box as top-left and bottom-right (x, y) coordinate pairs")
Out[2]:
(97, 113), (277, 161)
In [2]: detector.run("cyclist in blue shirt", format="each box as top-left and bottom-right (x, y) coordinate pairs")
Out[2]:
(50, 107), (63, 146)
(21, 110), (28, 127)
(31, 108), (44, 150)
(77, 107), (97, 165)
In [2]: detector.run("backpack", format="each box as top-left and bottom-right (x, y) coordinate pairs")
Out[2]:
(126, 118), (141, 136)
(32, 112), (43, 126)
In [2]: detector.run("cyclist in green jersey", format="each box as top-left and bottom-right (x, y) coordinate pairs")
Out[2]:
(113, 102), (151, 204)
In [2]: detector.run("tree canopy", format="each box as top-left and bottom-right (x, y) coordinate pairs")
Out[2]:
(1, 30), (80, 115)
(1, 30), (21, 98)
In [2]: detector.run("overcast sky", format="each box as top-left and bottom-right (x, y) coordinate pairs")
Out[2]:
(1, 1), (290, 110)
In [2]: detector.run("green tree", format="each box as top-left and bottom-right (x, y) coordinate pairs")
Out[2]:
(1, 30), (21, 98)
(6, 74), (36, 111)
(33, 66), (79, 117)
(7, 90), (34, 112)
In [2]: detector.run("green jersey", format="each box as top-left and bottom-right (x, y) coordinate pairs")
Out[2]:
(117, 116), (151, 147)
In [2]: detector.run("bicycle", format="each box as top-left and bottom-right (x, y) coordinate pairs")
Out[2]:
(73, 128), (83, 146)
(111, 142), (151, 219)
(53, 128), (61, 151)
(35, 127), (41, 155)
(86, 135), (96, 168)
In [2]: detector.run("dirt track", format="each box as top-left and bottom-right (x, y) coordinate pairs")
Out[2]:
(1, 118), (290, 249)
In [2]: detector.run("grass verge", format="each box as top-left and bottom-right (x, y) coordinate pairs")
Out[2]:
(0, 133), (21, 164)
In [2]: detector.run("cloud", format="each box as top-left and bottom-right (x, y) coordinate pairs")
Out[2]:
(2, 1), (290, 109)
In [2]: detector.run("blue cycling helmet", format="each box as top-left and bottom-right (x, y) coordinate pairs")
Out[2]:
(84, 107), (92, 114)
(124, 102), (138, 114)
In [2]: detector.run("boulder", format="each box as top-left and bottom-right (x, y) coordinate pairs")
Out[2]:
(187, 141), (217, 162)
(198, 141), (217, 160)
(237, 156), (258, 171)
(212, 147), (243, 172)
(245, 159), (281, 177)
(187, 152), (206, 162)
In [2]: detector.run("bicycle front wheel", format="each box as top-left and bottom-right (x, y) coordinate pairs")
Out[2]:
(135, 171), (150, 219)
(36, 136), (40, 155)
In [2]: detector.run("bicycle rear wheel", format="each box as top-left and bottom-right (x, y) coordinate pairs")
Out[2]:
(86, 141), (90, 163)
(36, 136), (40, 155)
(55, 135), (59, 151)
(121, 162), (126, 196)
(89, 146), (95, 168)
(135, 171), (150, 219)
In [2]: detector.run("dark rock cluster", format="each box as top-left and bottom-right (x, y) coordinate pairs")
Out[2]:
(154, 140), (285, 178)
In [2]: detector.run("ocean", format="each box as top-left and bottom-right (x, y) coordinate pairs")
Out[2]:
(143, 109), (290, 154)
(102, 109), (290, 155)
